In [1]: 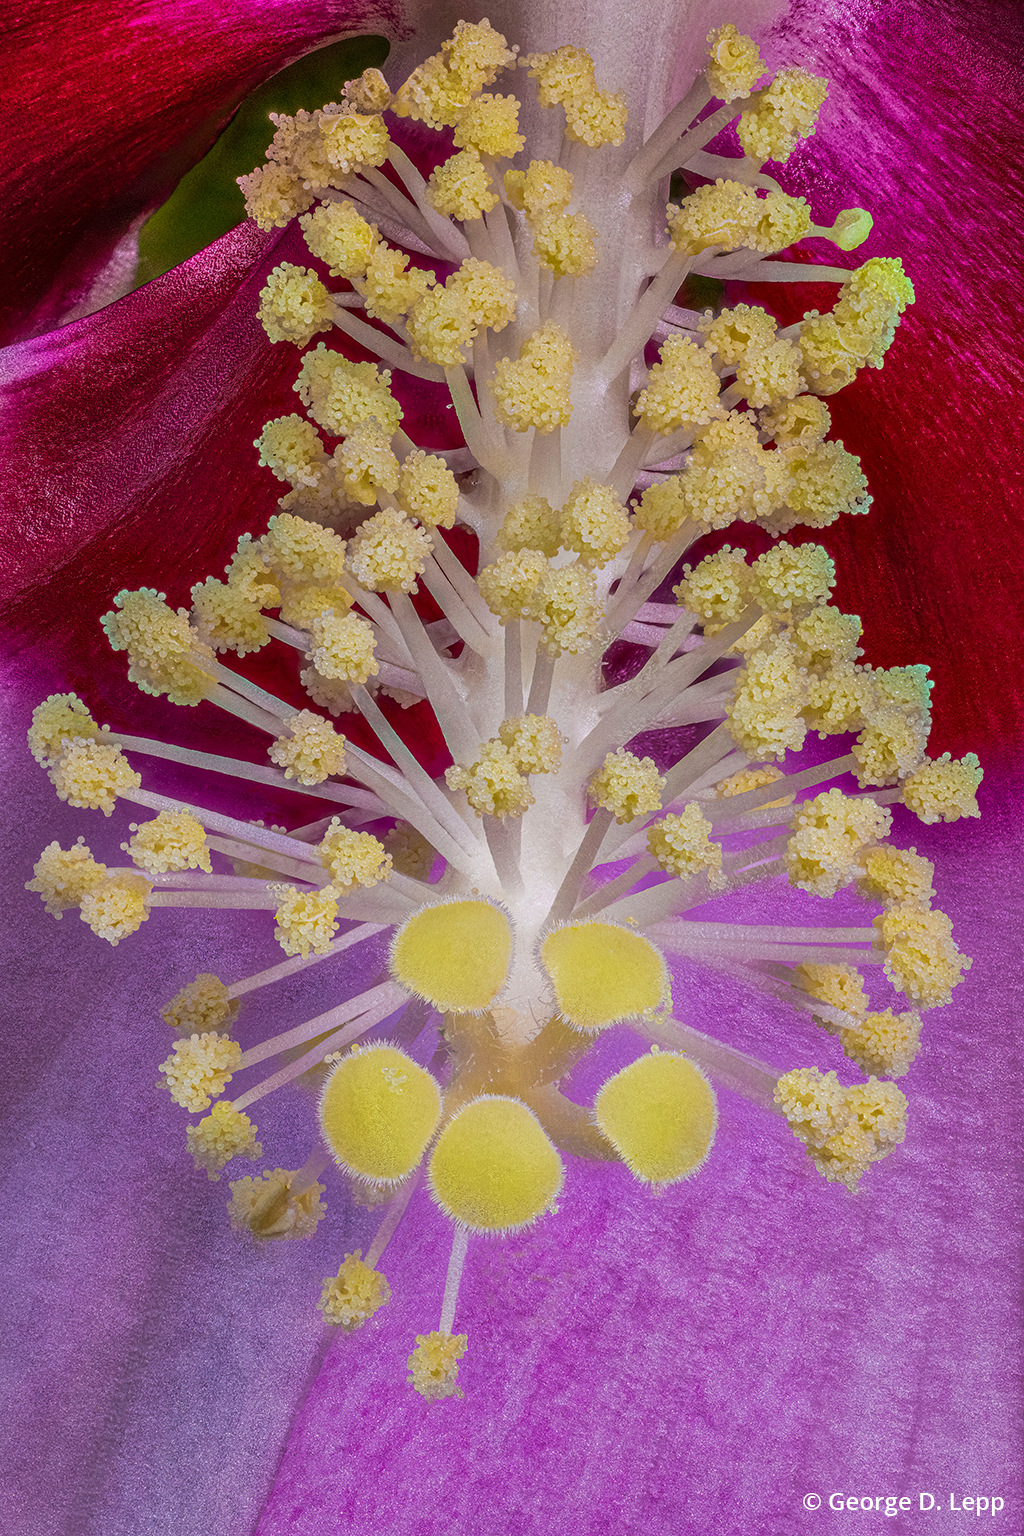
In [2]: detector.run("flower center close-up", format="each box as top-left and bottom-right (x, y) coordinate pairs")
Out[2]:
(23, 16), (985, 1410)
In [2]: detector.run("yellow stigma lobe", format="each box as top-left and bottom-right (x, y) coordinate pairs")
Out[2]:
(541, 921), (669, 1030)
(390, 899), (513, 1013)
(319, 1043), (442, 1184)
(594, 1051), (717, 1185)
(428, 1095), (563, 1233)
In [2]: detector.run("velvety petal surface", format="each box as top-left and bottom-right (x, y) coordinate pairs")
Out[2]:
(254, 781), (1023, 1536)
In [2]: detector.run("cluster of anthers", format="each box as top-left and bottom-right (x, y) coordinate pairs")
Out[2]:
(28, 21), (981, 1401)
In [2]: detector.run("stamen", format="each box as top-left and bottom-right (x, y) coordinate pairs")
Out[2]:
(439, 1225), (470, 1334)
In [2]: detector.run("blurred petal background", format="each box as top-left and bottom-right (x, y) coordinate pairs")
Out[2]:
(1, 1), (1021, 1533)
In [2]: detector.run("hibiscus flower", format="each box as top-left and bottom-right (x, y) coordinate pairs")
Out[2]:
(2, 2), (1021, 1534)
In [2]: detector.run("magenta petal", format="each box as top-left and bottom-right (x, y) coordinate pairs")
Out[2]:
(253, 783), (1024, 1536)
(4, 0), (408, 343)
(0, 653), (361, 1535)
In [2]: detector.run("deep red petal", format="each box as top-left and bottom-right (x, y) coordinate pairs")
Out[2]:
(3, 0), (407, 344)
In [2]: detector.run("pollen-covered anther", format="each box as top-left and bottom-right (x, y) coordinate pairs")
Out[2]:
(238, 162), (315, 231)
(126, 809), (211, 874)
(634, 335), (724, 435)
(647, 805), (725, 888)
(101, 589), (215, 706)
(765, 440), (872, 535)
(716, 764), (792, 807)
(589, 748), (664, 824)
(477, 549), (549, 621)
(163, 973), (239, 1035)
(382, 823), (436, 880)
(26, 839), (108, 917)
(775, 1067), (907, 1192)
(540, 922), (670, 1031)
(525, 44), (594, 105)
(759, 395), (832, 448)
(786, 787), (892, 898)
(395, 450), (460, 528)
(191, 578), (270, 656)
(319, 109), (390, 175)
(319, 1043), (442, 1184)
(446, 741), (534, 819)
(307, 609), (378, 684)
(525, 46), (626, 147)
(677, 412), (770, 530)
(832, 258), (916, 368)
(360, 245), (436, 330)
(852, 704), (929, 788)
(705, 23), (764, 101)
(632, 478), (688, 542)
(902, 754), (983, 824)
(159, 1031), (242, 1111)
(803, 663), (878, 737)
(737, 67), (829, 164)
(407, 1331), (468, 1402)
(319, 1252), (391, 1329)
(343, 67), (391, 114)
(675, 545), (751, 623)
(496, 495), (562, 557)
(278, 579), (352, 631)
(255, 416), (327, 489)
(294, 345), (403, 440)
(748, 542), (835, 615)
(873, 905), (970, 1008)
(274, 885), (341, 957)
(529, 565), (602, 656)
(737, 338), (803, 408)
(267, 710), (347, 786)
(345, 506), (431, 591)
(300, 200), (379, 279)
(795, 962), (868, 1022)
(405, 284), (476, 366)
(841, 1010), (922, 1080)
(497, 714), (563, 775)
(187, 1100), (261, 1180)
(394, 19), (517, 130)
(726, 637), (809, 760)
(226, 535), (282, 610)
(666, 180), (759, 256)
(28, 694), (101, 767)
(702, 304), (778, 365)
(317, 820), (392, 889)
(391, 900), (513, 1014)
(558, 479), (630, 567)
(504, 160), (574, 220)
(490, 323), (576, 433)
(228, 1168), (327, 1239)
(331, 423), (399, 508)
(50, 738), (142, 816)
(453, 92), (525, 158)
(532, 210), (598, 278)
(428, 1095), (564, 1232)
(427, 149), (498, 220)
(774, 1066), (850, 1148)
(262, 513), (349, 584)
(257, 263), (334, 346)
(594, 1050), (717, 1184)
(791, 606), (862, 673)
